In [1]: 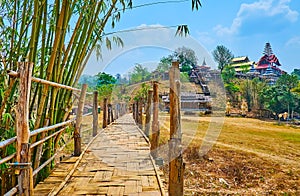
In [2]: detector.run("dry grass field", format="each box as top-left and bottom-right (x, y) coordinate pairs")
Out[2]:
(158, 113), (300, 195)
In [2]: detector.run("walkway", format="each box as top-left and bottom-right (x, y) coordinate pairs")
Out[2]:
(34, 114), (166, 195)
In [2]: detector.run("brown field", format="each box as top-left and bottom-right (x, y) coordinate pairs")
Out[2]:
(158, 113), (300, 195)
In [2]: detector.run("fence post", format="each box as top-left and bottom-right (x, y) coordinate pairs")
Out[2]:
(74, 84), (87, 156)
(115, 103), (119, 119)
(102, 98), (107, 128)
(138, 98), (143, 130)
(151, 81), (159, 158)
(111, 104), (114, 123)
(145, 90), (153, 137)
(107, 104), (110, 125)
(135, 101), (139, 123)
(16, 62), (34, 195)
(132, 103), (135, 121)
(169, 61), (184, 196)
(93, 91), (98, 137)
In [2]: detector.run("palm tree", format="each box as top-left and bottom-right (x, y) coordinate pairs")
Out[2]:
(212, 45), (234, 73)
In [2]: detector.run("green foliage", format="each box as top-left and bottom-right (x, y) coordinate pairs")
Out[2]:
(156, 56), (172, 72)
(130, 64), (151, 84)
(96, 72), (116, 87)
(212, 45), (234, 73)
(175, 46), (198, 72)
(260, 75), (300, 114)
(222, 65), (236, 83)
(291, 69), (300, 80)
(95, 72), (116, 101)
(276, 74), (299, 90)
(157, 46), (198, 73)
(180, 72), (190, 82)
(134, 83), (151, 101)
(238, 78), (266, 110)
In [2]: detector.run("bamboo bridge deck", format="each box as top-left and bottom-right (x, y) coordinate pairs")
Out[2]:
(34, 114), (166, 195)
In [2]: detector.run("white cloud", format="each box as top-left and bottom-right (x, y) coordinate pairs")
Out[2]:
(214, 0), (299, 36)
(285, 36), (300, 47)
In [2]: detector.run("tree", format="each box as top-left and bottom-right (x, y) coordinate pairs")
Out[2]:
(222, 65), (239, 101)
(174, 46), (198, 72)
(96, 72), (117, 87)
(130, 64), (151, 84)
(212, 45), (234, 73)
(260, 74), (300, 115)
(156, 56), (172, 72)
(291, 69), (300, 80)
(239, 77), (266, 110)
(96, 72), (116, 102)
(276, 74), (299, 91)
(157, 46), (198, 73)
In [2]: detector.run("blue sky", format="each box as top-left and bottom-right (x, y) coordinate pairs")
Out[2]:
(85, 0), (300, 76)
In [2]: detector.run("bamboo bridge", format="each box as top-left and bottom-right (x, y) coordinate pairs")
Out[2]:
(1, 61), (185, 196)
(33, 114), (166, 195)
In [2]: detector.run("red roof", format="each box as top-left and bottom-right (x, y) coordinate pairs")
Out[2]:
(257, 54), (281, 66)
(255, 64), (286, 74)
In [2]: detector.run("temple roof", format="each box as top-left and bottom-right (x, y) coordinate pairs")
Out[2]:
(231, 56), (249, 62)
(257, 54), (281, 67)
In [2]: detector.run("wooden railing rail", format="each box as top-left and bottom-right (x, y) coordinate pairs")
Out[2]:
(1, 63), (97, 195)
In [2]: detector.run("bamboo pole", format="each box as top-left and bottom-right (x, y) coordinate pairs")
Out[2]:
(93, 91), (98, 136)
(102, 98), (107, 128)
(151, 82), (159, 158)
(16, 62), (33, 196)
(132, 103), (136, 121)
(7, 70), (81, 92)
(138, 98), (143, 130)
(168, 61), (184, 196)
(107, 104), (111, 125)
(135, 101), (139, 124)
(74, 84), (87, 156)
(111, 104), (114, 123)
(145, 90), (153, 137)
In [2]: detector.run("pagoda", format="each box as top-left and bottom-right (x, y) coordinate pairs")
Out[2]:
(254, 43), (286, 84)
(256, 42), (285, 76)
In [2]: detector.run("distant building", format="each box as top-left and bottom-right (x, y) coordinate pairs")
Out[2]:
(252, 43), (286, 85)
(230, 56), (255, 73)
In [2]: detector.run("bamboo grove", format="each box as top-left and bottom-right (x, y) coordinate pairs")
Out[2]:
(0, 0), (133, 188)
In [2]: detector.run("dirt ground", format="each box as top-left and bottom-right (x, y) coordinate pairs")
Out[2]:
(159, 114), (300, 195)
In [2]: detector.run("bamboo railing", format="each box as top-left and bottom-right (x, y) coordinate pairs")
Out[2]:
(0, 63), (99, 195)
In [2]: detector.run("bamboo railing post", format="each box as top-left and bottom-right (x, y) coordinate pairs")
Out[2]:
(151, 82), (160, 158)
(16, 62), (34, 196)
(169, 61), (184, 196)
(132, 103), (136, 120)
(135, 101), (139, 123)
(115, 103), (119, 119)
(145, 90), (153, 137)
(93, 91), (98, 137)
(102, 98), (107, 128)
(111, 104), (114, 123)
(138, 98), (143, 130)
(107, 104), (111, 125)
(74, 84), (87, 156)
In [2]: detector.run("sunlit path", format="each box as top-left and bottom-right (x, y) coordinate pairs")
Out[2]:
(34, 114), (166, 195)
